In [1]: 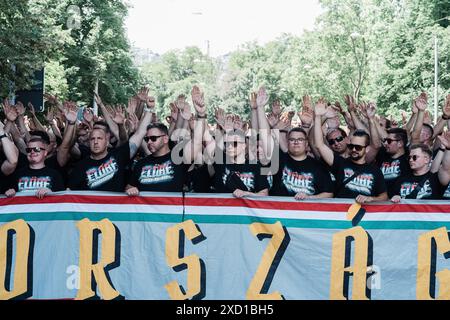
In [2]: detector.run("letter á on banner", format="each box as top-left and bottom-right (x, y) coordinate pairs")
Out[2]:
(0, 219), (34, 300)
(330, 226), (373, 300)
(165, 220), (206, 300)
(246, 221), (290, 300)
(76, 218), (122, 300)
(417, 227), (450, 300)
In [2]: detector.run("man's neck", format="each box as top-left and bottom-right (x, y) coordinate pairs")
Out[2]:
(414, 167), (430, 176)
(153, 147), (170, 158)
(91, 151), (108, 160)
(29, 163), (45, 170)
(352, 158), (366, 165)
(391, 149), (405, 159)
(289, 152), (307, 161)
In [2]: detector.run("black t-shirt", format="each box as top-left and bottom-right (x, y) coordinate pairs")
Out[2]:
(68, 143), (130, 192)
(213, 160), (269, 193)
(272, 152), (333, 196)
(0, 153), (9, 193)
(376, 147), (411, 195)
(331, 156), (387, 198)
(17, 152), (68, 185)
(391, 172), (445, 200)
(186, 164), (213, 193)
(9, 166), (64, 192)
(128, 152), (188, 192)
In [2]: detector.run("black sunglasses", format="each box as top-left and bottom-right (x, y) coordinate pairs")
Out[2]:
(408, 155), (420, 161)
(144, 135), (165, 142)
(383, 138), (400, 144)
(26, 147), (45, 154)
(347, 144), (366, 152)
(327, 136), (344, 146)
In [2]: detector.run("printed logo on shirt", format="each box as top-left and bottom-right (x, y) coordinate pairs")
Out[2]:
(222, 168), (255, 191)
(343, 168), (374, 195)
(381, 160), (401, 180)
(18, 176), (52, 191)
(86, 157), (118, 189)
(444, 184), (450, 199)
(139, 161), (174, 184)
(282, 167), (315, 195)
(400, 180), (432, 199)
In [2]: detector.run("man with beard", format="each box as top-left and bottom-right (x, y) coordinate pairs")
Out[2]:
(375, 128), (411, 196)
(314, 99), (387, 203)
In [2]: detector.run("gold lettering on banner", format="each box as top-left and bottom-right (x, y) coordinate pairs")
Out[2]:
(417, 227), (450, 300)
(76, 218), (120, 300)
(0, 220), (32, 300)
(330, 226), (370, 300)
(246, 221), (289, 300)
(165, 220), (205, 300)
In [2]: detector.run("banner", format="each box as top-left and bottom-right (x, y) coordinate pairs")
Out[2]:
(0, 191), (449, 300)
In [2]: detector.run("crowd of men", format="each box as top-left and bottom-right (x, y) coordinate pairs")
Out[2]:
(0, 86), (449, 203)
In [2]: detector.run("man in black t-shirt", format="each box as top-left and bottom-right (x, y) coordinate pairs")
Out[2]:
(5, 137), (64, 199)
(126, 123), (188, 194)
(391, 144), (447, 201)
(272, 127), (333, 200)
(375, 128), (411, 196)
(68, 105), (153, 192)
(314, 100), (388, 203)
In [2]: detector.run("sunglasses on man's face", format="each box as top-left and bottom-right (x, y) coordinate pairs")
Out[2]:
(327, 136), (344, 146)
(144, 135), (165, 143)
(347, 144), (366, 152)
(383, 138), (400, 145)
(408, 155), (421, 162)
(26, 147), (45, 154)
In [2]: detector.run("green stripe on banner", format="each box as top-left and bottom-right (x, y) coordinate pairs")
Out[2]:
(0, 212), (183, 223)
(183, 214), (450, 230)
(1, 212), (449, 230)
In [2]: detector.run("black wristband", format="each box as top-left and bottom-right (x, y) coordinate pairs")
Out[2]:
(197, 114), (207, 119)
(0, 133), (7, 140)
(442, 114), (450, 120)
(67, 120), (76, 125)
(439, 147), (446, 152)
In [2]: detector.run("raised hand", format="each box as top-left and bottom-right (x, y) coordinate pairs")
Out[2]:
(179, 101), (192, 121)
(302, 95), (312, 113)
(112, 105), (126, 124)
(437, 131), (450, 149)
(272, 100), (282, 117)
(332, 101), (343, 114)
(344, 95), (357, 113)
(249, 92), (257, 110)
(224, 114), (234, 132)
(93, 92), (104, 107)
(423, 110), (432, 124)
(83, 107), (94, 123)
(45, 107), (55, 123)
(325, 105), (338, 119)
(415, 92), (428, 111)
(3, 101), (18, 122)
(443, 93), (450, 118)
(127, 96), (139, 115)
(214, 107), (225, 129)
(27, 102), (36, 116)
(191, 85), (206, 116)
(256, 87), (269, 108)
(267, 112), (279, 128)
(401, 111), (408, 125)
(137, 86), (150, 102)
(326, 116), (340, 129)
(366, 102), (377, 119)
(169, 102), (178, 122)
(64, 102), (78, 124)
(233, 116), (244, 131)
(314, 98), (327, 117)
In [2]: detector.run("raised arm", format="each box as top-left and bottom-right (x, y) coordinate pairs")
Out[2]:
(410, 92), (427, 144)
(363, 102), (381, 163)
(437, 131), (450, 186)
(0, 121), (18, 176)
(255, 87), (274, 159)
(128, 97), (154, 159)
(57, 103), (78, 167)
(313, 98), (334, 166)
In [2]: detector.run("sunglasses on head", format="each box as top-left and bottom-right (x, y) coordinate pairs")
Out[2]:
(383, 138), (400, 144)
(26, 147), (45, 154)
(144, 135), (165, 142)
(347, 144), (366, 152)
(327, 136), (344, 146)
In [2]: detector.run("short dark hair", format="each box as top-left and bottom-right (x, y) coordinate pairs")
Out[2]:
(351, 129), (370, 146)
(147, 122), (169, 136)
(29, 130), (50, 145)
(28, 137), (48, 146)
(409, 144), (432, 158)
(387, 128), (408, 147)
(288, 127), (308, 139)
(93, 121), (111, 134)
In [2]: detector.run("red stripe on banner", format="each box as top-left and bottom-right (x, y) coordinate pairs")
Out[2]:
(184, 197), (450, 213)
(0, 194), (183, 207)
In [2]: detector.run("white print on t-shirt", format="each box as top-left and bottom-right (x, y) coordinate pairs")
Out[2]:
(86, 157), (118, 189)
(282, 166), (315, 195)
(344, 168), (374, 195)
(381, 160), (401, 180)
(400, 180), (432, 199)
(444, 184), (450, 199)
(223, 168), (255, 191)
(139, 161), (174, 184)
(18, 176), (51, 191)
